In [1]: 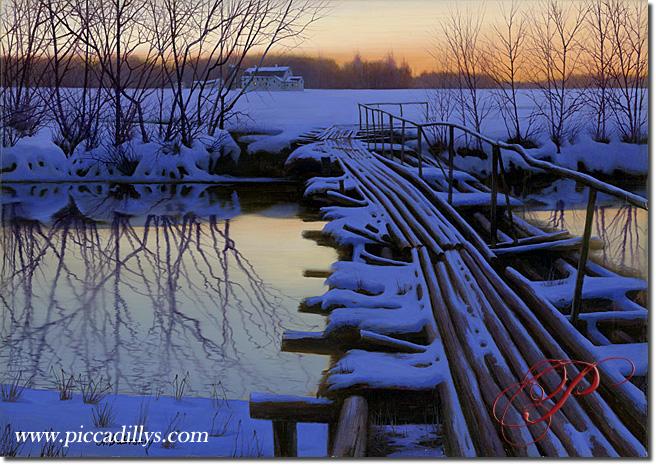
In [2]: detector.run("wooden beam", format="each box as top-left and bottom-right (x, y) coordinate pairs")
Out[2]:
(250, 393), (336, 423)
(492, 236), (603, 256)
(359, 330), (427, 353)
(281, 330), (341, 354)
(330, 396), (368, 457)
(492, 230), (569, 248)
(303, 269), (332, 278)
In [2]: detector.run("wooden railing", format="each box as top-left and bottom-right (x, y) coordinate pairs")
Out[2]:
(357, 101), (648, 324)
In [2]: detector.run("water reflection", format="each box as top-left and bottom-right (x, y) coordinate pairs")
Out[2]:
(520, 180), (647, 278)
(0, 183), (334, 399)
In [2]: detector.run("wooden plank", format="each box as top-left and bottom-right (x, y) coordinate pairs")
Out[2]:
(359, 330), (426, 353)
(331, 396), (368, 457)
(418, 249), (508, 456)
(281, 330), (342, 354)
(250, 393), (336, 423)
(303, 269), (332, 278)
(493, 230), (570, 248)
(282, 329), (425, 355)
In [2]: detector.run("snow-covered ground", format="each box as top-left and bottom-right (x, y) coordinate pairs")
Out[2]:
(1, 89), (648, 182)
(202, 88), (649, 177)
(1, 388), (326, 457)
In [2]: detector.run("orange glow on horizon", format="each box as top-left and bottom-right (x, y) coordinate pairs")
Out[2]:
(288, 0), (545, 74)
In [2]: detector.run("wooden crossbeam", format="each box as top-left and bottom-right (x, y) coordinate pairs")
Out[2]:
(492, 236), (604, 256)
(493, 230), (570, 248)
(249, 393), (337, 423)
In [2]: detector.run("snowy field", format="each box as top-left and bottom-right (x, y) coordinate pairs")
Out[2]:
(1, 89), (648, 182)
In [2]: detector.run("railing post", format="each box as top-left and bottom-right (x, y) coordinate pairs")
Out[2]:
(400, 120), (406, 165)
(448, 125), (455, 205)
(358, 104), (362, 131)
(490, 144), (500, 245)
(377, 110), (382, 153)
(388, 113), (394, 159)
(571, 187), (597, 325)
(365, 108), (370, 149)
(417, 126), (423, 179)
(497, 151), (518, 243)
(380, 111), (385, 154)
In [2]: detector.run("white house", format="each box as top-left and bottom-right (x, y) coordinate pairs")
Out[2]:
(241, 66), (304, 91)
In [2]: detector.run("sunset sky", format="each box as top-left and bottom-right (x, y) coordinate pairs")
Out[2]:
(291, 0), (559, 74)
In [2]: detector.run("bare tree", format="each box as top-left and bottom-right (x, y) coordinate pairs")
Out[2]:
(606, 0), (647, 143)
(148, 0), (324, 148)
(484, 1), (536, 146)
(441, 7), (491, 143)
(0, 0), (49, 147)
(426, 53), (457, 149)
(584, 0), (613, 143)
(59, 0), (158, 146)
(529, 0), (588, 153)
(42, 0), (107, 155)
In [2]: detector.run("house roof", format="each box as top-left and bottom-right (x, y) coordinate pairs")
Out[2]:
(243, 66), (290, 78)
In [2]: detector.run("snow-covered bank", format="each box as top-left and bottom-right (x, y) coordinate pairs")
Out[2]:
(1, 89), (647, 182)
(1, 131), (242, 183)
(0, 388), (326, 457)
(230, 89), (647, 177)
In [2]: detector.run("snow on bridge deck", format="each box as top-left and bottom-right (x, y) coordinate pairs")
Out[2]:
(253, 129), (647, 457)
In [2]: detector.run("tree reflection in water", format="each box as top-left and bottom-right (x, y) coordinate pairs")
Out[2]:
(540, 199), (646, 277)
(593, 204), (645, 276)
(0, 183), (327, 398)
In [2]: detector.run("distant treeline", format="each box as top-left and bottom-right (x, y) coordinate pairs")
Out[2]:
(1, 52), (634, 89)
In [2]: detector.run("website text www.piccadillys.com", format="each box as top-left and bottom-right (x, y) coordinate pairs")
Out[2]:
(15, 425), (209, 448)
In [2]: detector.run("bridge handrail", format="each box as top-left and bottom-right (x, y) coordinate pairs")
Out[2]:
(358, 100), (646, 325)
(358, 102), (647, 210)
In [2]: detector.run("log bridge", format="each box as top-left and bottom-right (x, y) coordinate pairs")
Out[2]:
(250, 102), (648, 457)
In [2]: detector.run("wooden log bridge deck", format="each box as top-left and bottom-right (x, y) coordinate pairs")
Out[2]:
(250, 102), (648, 457)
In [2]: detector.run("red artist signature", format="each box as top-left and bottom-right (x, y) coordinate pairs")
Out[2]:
(492, 357), (635, 446)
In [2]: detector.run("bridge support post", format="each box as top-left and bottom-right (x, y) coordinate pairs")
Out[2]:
(571, 187), (597, 325)
(272, 421), (297, 457)
(490, 144), (500, 245)
(448, 125), (455, 204)
(331, 396), (368, 457)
